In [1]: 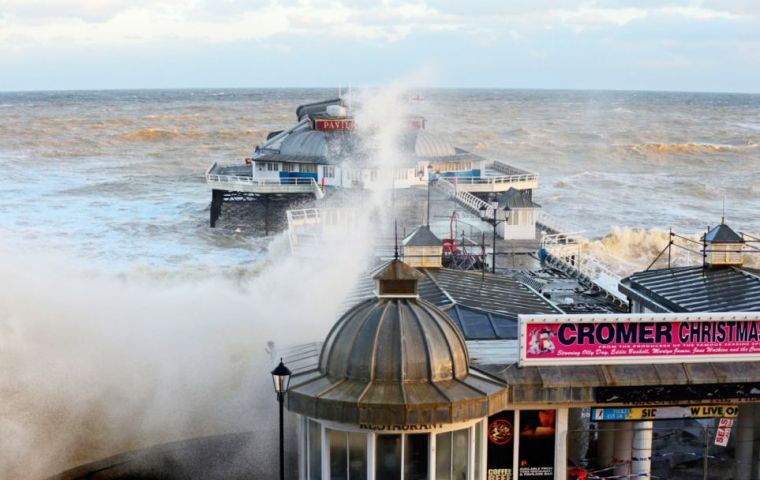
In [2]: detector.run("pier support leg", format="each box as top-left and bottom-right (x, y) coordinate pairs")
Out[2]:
(210, 189), (224, 228)
(632, 421), (653, 479)
(264, 194), (270, 236)
(736, 405), (755, 480)
(613, 422), (633, 478)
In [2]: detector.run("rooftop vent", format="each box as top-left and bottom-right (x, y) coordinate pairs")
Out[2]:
(703, 222), (744, 267)
(373, 258), (425, 298)
(402, 225), (443, 268)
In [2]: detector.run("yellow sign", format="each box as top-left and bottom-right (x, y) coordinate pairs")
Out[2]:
(592, 404), (738, 421)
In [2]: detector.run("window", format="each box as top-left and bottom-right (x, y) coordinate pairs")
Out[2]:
(324, 166), (335, 178)
(301, 164), (318, 174)
(266, 162), (279, 171)
(282, 163), (297, 172)
(348, 432), (367, 480)
(309, 420), (322, 480)
(375, 435), (402, 479)
(328, 429), (367, 480)
(404, 434), (429, 480)
(436, 428), (469, 480)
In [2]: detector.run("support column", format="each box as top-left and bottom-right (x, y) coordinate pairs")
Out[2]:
(210, 189), (224, 228)
(554, 408), (568, 480)
(736, 405), (755, 480)
(613, 422), (633, 478)
(597, 423), (615, 468)
(632, 421), (653, 479)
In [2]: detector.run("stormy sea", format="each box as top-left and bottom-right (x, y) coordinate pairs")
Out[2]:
(0, 88), (758, 478)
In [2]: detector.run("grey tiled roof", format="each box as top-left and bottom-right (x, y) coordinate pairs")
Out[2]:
(619, 265), (760, 312)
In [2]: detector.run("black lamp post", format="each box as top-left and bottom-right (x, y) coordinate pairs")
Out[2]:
(271, 358), (292, 480)
(479, 202), (509, 274)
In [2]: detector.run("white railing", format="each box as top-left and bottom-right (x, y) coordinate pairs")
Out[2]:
(435, 178), (497, 218)
(542, 229), (627, 303)
(437, 173), (538, 185)
(206, 171), (325, 199)
(286, 207), (359, 253)
(490, 160), (531, 176)
(537, 211), (579, 236)
(286, 208), (321, 226)
(206, 174), (316, 186)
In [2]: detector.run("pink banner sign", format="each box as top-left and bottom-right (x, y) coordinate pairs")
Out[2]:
(520, 314), (760, 366)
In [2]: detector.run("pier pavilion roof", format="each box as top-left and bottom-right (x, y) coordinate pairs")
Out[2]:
(337, 267), (561, 341)
(619, 265), (760, 312)
(286, 260), (507, 426)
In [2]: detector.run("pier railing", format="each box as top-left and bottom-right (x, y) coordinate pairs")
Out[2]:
(537, 211), (580, 237)
(434, 177), (498, 219)
(206, 164), (324, 199)
(542, 230), (627, 303)
(439, 173), (538, 185)
(286, 207), (360, 253)
(490, 160), (531, 176)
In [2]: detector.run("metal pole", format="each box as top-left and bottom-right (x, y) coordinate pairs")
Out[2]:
(668, 227), (672, 268)
(279, 392), (285, 480)
(703, 424), (708, 480)
(492, 210), (497, 274)
(481, 232), (486, 281)
(426, 179), (431, 226)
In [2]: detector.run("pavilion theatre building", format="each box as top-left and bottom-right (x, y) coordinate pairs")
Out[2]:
(284, 227), (760, 480)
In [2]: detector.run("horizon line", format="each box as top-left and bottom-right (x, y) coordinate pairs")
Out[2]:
(1, 85), (759, 96)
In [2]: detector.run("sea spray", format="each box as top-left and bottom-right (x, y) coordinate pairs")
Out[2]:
(0, 223), (372, 478)
(0, 82), (428, 478)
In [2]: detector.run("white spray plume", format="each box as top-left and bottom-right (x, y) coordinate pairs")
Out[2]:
(0, 71), (437, 479)
(0, 226), (370, 478)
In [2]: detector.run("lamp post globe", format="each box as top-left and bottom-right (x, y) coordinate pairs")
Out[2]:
(271, 359), (291, 400)
(271, 358), (291, 480)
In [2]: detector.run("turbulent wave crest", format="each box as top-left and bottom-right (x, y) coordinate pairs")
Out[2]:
(582, 226), (760, 276)
(117, 128), (265, 142)
(627, 142), (758, 154)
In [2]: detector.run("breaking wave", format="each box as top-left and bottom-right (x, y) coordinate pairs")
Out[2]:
(626, 142), (758, 154)
(116, 128), (266, 142)
(582, 226), (760, 276)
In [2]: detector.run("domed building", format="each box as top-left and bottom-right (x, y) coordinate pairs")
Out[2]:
(206, 98), (541, 228)
(287, 259), (507, 479)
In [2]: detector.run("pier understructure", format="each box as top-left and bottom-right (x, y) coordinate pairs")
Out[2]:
(207, 163), (324, 232)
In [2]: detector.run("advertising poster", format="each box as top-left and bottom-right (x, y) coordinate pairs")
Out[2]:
(519, 314), (760, 366)
(714, 418), (735, 447)
(518, 410), (555, 479)
(591, 404), (738, 421)
(487, 410), (515, 480)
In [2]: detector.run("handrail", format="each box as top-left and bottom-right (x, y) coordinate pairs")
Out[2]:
(435, 178), (498, 218)
(436, 173), (538, 185)
(206, 174), (317, 186)
(490, 160), (531, 176)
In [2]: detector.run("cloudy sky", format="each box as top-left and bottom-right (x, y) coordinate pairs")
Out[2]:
(1, 0), (758, 92)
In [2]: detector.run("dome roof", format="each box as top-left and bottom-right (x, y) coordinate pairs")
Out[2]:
(279, 130), (328, 158)
(413, 129), (457, 157)
(320, 298), (469, 383)
(286, 260), (508, 426)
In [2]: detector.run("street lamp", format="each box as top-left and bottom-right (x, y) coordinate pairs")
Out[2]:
(479, 202), (509, 274)
(271, 358), (292, 480)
